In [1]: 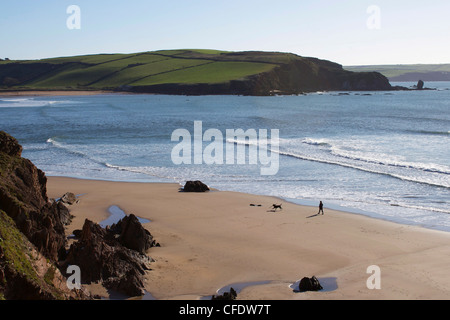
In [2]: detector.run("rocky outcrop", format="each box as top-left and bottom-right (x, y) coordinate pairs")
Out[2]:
(0, 131), (88, 299)
(298, 276), (323, 292)
(182, 180), (210, 192)
(64, 217), (155, 297)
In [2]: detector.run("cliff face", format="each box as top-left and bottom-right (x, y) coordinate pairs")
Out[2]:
(0, 131), (67, 261)
(0, 131), (83, 299)
(243, 57), (392, 95)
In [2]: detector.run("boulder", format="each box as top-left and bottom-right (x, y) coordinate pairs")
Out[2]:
(60, 192), (77, 205)
(183, 180), (210, 192)
(299, 276), (323, 292)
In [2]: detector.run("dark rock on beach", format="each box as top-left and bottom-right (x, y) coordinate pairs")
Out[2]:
(183, 180), (210, 192)
(212, 287), (237, 300)
(299, 276), (323, 292)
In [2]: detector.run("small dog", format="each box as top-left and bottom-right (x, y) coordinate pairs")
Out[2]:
(271, 203), (282, 211)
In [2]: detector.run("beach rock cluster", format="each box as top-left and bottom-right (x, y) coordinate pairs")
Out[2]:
(64, 214), (155, 296)
(0, 131), (86, 299)
(298, 276), (323, 292)
(0, 131), (160, 299)
(183, 180), (210, 192)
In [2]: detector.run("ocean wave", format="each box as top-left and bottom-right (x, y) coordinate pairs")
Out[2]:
(277, 148), (450, 189)
(294, 137), (450, 174)
(103, 162), (299, 184)
(301, 138), (332, 147)
(388, 203), (450, 215)
(221, 136), (450, 188)
(0, 98), (43, 108)
(104, 163), (185, 183)
(329, 147), (450, 176)
(46, 137), (103, 163)
(0, 98), (80, 108)
(0, 98), (32, 102)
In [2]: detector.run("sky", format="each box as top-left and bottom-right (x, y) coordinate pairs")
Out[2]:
(1, 0), (449, 66)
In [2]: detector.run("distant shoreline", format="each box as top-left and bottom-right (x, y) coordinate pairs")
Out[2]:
(0, 90), (118, 97)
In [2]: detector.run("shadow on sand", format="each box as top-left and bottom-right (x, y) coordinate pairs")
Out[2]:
(306, 213), (323, 218)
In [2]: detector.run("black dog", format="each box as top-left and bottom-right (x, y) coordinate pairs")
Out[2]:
(271, 203), (282, 211)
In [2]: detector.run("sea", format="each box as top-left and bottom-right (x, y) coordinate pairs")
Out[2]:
(1, 82), (449, 232)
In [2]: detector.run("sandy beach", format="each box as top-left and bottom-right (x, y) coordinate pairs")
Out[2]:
(46, 176), (450, 300)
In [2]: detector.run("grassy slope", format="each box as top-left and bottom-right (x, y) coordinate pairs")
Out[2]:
(0, 49), (283, 90)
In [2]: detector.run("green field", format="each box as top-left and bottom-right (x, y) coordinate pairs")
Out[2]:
(0, 49), (283, 90)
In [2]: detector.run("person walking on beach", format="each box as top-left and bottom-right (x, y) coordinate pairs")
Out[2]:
(318, 201), (324, 215)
